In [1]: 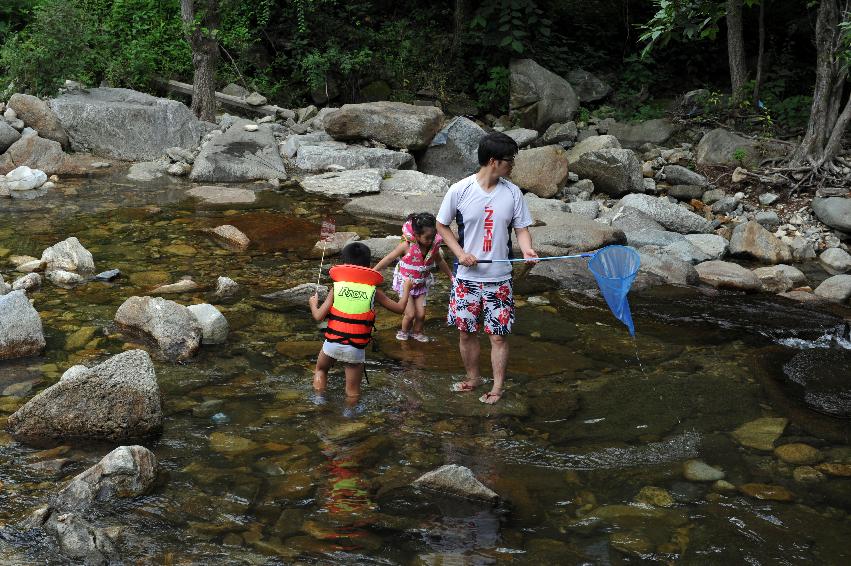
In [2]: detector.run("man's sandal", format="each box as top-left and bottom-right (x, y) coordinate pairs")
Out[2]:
(451, 380), (483, 392)
(479, 390), (503, 404)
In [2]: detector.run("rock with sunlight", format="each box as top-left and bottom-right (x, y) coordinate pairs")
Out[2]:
(509, 145), (570, 198)
(0, 290), (46, 360)
(293, 142), (415, 172)
(695, 260), (761, 291)
(114, 296), (202, 361)
(187, 303), (229, 345)
(612, 194), (713, 234)
(49, 87), (205, 160)
(40, 236), (95, 273)
(300, 168), (384, 197)
(6, 350), (162, 445)
(324, 101), (444, 150)
(379, 169), (449, 195)
(8, 93), (70, 149)
(729, 221), (792, 264)
(190, 119), (287, 182)
(418, 116), (486, 182)
(258, 283), (328, 310)
(413, 464), (500, 503)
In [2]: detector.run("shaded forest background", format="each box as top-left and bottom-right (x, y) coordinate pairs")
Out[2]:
(0, 0), (836, 140)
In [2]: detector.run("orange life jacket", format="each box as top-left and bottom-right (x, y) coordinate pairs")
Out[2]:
(324, 264), (384, 349)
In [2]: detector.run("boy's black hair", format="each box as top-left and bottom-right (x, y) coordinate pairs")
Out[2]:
(477, 131), (519, 166)
(340, 242), (371, 267)
(407, 212), (437, 235)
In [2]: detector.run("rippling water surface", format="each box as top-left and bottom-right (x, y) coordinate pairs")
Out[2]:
(1, 170), (850, 564)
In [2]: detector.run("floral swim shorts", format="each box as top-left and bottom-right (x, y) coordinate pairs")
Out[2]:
(447, 278), (514, 335)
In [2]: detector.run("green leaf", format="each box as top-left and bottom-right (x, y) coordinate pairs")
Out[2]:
(511, 39), (523, 53)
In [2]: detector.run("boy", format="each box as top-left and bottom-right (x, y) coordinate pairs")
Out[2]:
(309, 242), (412, 407)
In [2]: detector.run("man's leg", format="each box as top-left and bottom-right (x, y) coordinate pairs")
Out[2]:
(487, 334), (508, 396)
(459, 330), (482, 386)
(480, 279), (514, 403)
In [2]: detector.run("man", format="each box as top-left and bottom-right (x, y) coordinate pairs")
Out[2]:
(436, 131), (538, 404)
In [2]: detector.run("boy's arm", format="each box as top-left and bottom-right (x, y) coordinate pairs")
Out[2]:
(373, 241), (408, 271)
(375, 277), (412, 314)
(308, 288), (334, 321)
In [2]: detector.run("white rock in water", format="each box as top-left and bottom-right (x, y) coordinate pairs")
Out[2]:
(243, 124), (259, 132)
(0, 165), (47, 191)
(187, 303), (229, 344)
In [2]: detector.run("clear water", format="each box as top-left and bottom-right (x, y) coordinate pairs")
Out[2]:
(1, 169), (850, 564)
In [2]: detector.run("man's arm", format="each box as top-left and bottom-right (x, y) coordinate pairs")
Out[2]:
(514, 226), (539, 262)
(437, 222), (477, 267)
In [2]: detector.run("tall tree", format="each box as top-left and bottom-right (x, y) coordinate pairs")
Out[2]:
(789, 0), (851, 169)
(180, 0), (219, 122)
(726, 0), (748, 104)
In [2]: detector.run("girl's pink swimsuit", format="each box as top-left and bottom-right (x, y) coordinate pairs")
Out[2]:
(392, 219), (443, 297)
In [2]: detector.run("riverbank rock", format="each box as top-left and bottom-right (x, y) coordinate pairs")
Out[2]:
(344, 193), (445, 223)
(570, 148), (643, 196)
(52, 445), (157, 512)
(186, 185), (256, 205)
(661, 164), (707, 187)
(0, 165), (47, 192)
(731, 417), (787, 451)
(325, 101), (444, 151)
(300, 168), (383, 197)
(187, 304), (229, 345)
(729, 221), (792, 264)
(696, 128), (788, 167)
(38, 510), (118, 564)
(0, 120), (21, 153)
(613, 194), (713, 234)
(206, 225), (250, 251)
(8, 93), (69, 149)
(811, 197), (851, 233)
(814, 275), (851, 303)
(603, 118), (676, 149)
(683, 234), (728, 260)
(0, 129), (90, 175)
(695, 260), (760, 291)
(41, 237), (95, 273)
(279, 131), (332, 158)
(380, 169), (449, 195)
(541, 121), (578, 145)
(294, 142), (414, 172)
(530, 211), (626, 255)
(0, 290), (46, 360)
(418, 117), (485, 182)
(412, 464), (499, 503)
(638, 252), (700, 286)
(753, 265), (807, 293)
(6, 350), (162, 445)
(213, 276), (239, 301)
(774, 443), (823, 465)
(509, 59), (579, 131)
(565, 134), (621, 163)
(114, 296), (201, 361)
(190, 120), (286, 182)
(567, 68), (611, 102)
(510, 145), (569, 198)
(50, 87), (204, 160)
(819, 248), (851, 274)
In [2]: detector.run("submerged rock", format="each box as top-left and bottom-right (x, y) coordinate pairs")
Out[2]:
(0, 290), (46, 360)
(683, 459), (725, 482)
(6, 350), (162, 445)
(412, 464), (499, 503)
(731, 417), (787, 451)
(783, 348), (851, 417)
(114, 296), (201, 361)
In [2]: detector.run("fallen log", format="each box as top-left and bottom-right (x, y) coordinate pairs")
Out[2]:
(162, 79), (287, 118)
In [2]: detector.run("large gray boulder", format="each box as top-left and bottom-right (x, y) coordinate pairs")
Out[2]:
(258, 283), (328, 311)
(114, 296), (201, 361)
(8, 93), (69, 149)
(418, 117), (486, 182)
(294, 142), (414, 172)
(695, 260), (761, 291)
(0, 120), (21, 153)
(49, 87), (204, 160)
(324, 101), (444, 151)
(614, 194), (713, 234)
(610, 206), (665, 233)
(344, 193), (445, 223)
(811, 197), (851, 233)
(819, 247), (851, 274)
(380, 169), (449, 195)
(0, 290), (45, 360)
(300, 168), (384, 197)
(52, 445), (158, 513)
(6, 350), (162, 445)
(696, 128), (788, 167)
(684, 233), (729, 260)
(190, 120), (286, 182)
(41, 237), (95, 273)
(753, 264), (807, 293)
(413, 464), (499, 503)
(38, 510), (118, 565)
(661, 165), (708, 187)
(729, 221), (792, 264)
(570, 148), (643, 196)
(509, 59), (579, 131)
(279, 131), (332, 158)
(638, 252), (699, 286)
(529, 211), (626, 255)
(814, 274), (851, 303)
(566, 68), (611, 102)
(0, 129), (91, 175)
(509, 145), (569, 198)
(602, 119), (676, 149)
(565, 134), (621, 163)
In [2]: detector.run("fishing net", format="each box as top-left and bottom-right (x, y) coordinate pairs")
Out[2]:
(587, 245), (640, 336)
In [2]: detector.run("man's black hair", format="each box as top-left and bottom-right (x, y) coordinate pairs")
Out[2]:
(340, 242), (371, 267)
(477, 131), (519, 166)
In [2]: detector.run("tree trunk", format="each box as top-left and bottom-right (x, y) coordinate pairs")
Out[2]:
(452, 0), (466, 53)
(752, 0), (766, 105)
(180, 0), (219, 122)
(726, 0), (748, 106)
(824, 90), (851, 163)
(789, 0), (848, 166)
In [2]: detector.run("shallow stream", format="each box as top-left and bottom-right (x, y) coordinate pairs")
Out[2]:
(1, 170), (850, 564)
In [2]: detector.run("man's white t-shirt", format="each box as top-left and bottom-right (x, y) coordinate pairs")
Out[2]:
(437, 174), (533, 282)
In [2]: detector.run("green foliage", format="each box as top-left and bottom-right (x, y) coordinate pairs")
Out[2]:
(732, 147), (748, 164)
(638, 0), (726, 58)
(475, 66), (510, 113)
(301, 44), (374, 96)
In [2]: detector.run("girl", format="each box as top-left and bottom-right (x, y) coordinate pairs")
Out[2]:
(374, 212), (453, 342)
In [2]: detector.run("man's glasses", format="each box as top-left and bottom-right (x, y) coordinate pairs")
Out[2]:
(499, 157), (515, 163)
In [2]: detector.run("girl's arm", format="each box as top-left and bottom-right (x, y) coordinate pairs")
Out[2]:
(375, 277), (412, 314)
(308, 289), (334, 321)
(437, 249), (454, 281)
(373, 241), (408, 271)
